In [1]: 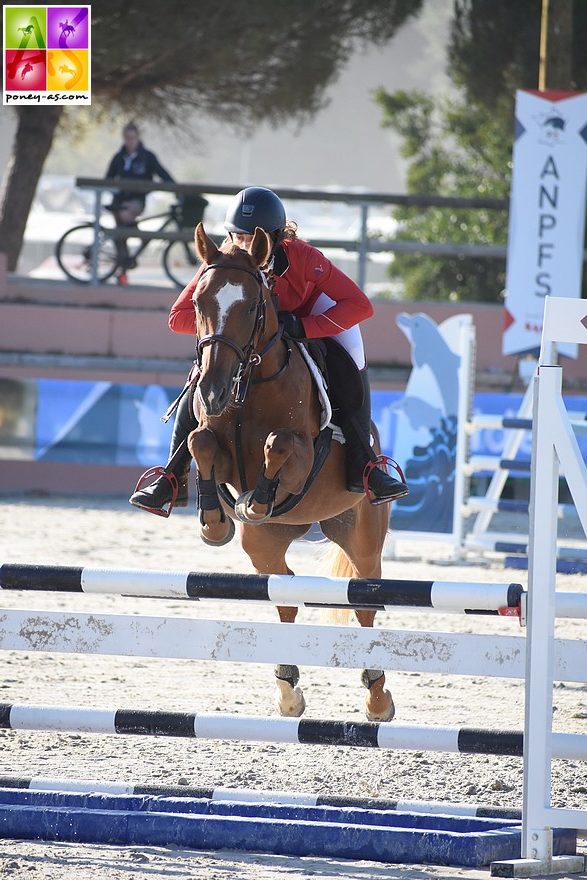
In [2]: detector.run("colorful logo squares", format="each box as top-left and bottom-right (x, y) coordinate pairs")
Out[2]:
(3, 6), (91, 105)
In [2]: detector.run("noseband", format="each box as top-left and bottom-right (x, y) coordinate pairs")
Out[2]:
(194, 263), (285, 406)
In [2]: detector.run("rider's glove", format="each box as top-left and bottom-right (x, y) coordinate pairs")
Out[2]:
(278, 312), (305, 339)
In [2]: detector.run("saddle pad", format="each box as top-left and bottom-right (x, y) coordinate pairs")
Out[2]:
(295, 342), (332, 430)
(295, 343), (344, 443)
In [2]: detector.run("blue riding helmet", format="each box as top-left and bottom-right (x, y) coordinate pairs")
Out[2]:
(224, 186), (286, 234)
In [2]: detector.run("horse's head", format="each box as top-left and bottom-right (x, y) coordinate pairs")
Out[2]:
(193, 222), (273, 416)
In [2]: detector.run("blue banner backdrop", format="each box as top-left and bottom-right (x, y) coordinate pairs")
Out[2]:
(1, 378), (585, 531)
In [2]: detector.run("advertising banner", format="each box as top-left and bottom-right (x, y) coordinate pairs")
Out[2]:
(503, 89), (587, 358)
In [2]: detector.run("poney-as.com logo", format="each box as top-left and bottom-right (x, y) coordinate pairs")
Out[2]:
(3, 6), (91, 105)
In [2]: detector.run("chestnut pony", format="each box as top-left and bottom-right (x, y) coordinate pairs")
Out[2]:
(187, 223), (394, 721)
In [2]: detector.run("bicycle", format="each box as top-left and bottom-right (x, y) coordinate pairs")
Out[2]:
(55, 194), (207, 288)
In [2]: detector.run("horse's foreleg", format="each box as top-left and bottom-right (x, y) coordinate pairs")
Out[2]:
(188, 427), (234, 546)
(236, 431), (313, 525)
(355, 610), (395, 722)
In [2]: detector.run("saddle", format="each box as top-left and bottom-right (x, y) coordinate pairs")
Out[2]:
(305, 337), (364, 425)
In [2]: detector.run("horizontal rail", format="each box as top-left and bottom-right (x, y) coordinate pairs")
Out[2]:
(0, 775), (522, 819)
(463, 498), (573, 517)
(465, 534), (587, 561)
(506, 557), (587, 576)
(75, 178), (509, 209)
(0, 703), (585, 759)
(464, 457), (531, 475)
(87, 224), (508, 257)
(466, 414), (587, 433)
(101, 227), (195, 243)
(0, 609), (586, 678)
(0, 564), (523, 612)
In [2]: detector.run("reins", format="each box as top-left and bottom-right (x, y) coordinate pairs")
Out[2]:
(194, 262), (292, 493)
(195, 263), (288, 407)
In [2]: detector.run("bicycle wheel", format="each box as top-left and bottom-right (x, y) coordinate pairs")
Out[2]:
(55, 223), (119, 284)
(163, 239), (201, 289)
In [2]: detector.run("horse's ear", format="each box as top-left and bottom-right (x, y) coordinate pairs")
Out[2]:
(194, 223), (220, 264)
(249, 227), (273, 268)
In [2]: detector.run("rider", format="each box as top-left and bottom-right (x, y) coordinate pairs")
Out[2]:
(130, 186), (408, 514)
(105, 122), (175, 275)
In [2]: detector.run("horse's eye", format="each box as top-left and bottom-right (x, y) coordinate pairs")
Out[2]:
(248, 305), (256, 315)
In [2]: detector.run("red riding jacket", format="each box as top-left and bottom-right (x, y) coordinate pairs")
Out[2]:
(168, 237), (373, 339)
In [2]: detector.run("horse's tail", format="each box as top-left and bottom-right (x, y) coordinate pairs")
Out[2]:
(327, 546), (354, 626)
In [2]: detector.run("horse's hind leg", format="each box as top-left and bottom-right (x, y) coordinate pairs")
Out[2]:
(356, 609), (395, 722)
(322, 499), (395, 722)
(240, 521), (309, 717)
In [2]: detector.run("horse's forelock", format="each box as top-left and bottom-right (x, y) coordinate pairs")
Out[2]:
(220, 243), (255, 261)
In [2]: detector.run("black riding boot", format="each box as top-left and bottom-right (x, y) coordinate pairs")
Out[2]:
(341, 368), (409, 504)
(129, 393), (196, 515)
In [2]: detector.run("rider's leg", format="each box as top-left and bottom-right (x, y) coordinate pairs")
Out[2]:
(310, 294), (408, 504)
(343, 367), (408, 502)
(129, 392), (196, 513)
(114, 199), (142, 270)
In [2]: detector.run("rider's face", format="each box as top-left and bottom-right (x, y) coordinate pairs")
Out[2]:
(230, 232), (254, 252)
(123, 130), (139, 152)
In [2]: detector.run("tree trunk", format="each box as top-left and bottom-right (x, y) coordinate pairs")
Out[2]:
(0, 106), (64, 272)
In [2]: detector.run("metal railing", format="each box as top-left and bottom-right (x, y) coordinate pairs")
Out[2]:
(76, 177), (509, 287)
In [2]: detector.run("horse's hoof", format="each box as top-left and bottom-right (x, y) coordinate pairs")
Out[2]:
(365, 690), (395, 722)
(234, 490), (273, 524)
(199, 516), (235, 547)
(275, 680), (306, 717)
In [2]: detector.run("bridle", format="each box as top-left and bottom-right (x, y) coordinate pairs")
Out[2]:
(194, 262), (288, 407)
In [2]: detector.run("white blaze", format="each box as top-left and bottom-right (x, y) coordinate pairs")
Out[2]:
(215, 281), (245, 330)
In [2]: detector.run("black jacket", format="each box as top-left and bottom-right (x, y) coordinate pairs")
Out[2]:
(106, 143), (173, 183)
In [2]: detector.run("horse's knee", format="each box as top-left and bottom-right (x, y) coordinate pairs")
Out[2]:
(188, 427), (218, 467)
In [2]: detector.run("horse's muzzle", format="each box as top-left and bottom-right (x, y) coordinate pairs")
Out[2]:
(197, 378), (231, 417)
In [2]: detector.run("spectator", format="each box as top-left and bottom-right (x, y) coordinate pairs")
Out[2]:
(105, 121), (174, 272)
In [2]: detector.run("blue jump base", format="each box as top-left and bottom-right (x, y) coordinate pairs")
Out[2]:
(505, 555), (587, 575)
(0, 788), (576, 867)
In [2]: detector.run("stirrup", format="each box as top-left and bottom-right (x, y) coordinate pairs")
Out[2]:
(362, 456), (407, 506)
(131, 467), (178, 518)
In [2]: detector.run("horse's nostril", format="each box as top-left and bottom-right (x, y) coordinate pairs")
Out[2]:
(204, 383), (229, 415)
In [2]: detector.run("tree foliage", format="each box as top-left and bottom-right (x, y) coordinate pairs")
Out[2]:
(449, 0), (587, 104)
(91, 0), (425, 125)
(0, 0), (424, 270)
(375, 88), (510, 302)
(377, 0), (587, 303)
